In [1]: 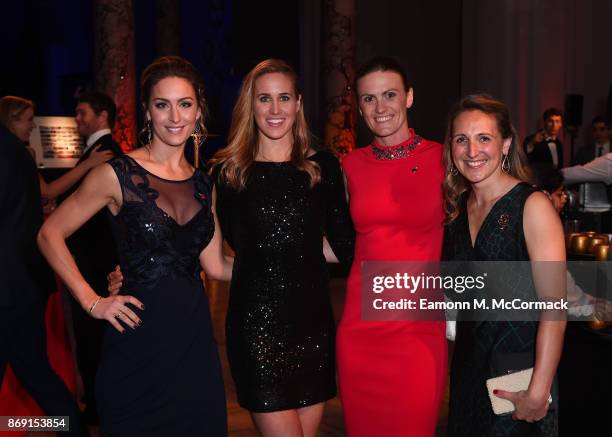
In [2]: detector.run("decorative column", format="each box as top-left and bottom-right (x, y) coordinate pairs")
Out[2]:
(94, 0), (137, 151)
(323, 0), (356, 158)
(156, 0), (180, 56)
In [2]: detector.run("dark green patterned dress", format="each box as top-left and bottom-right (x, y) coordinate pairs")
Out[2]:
(443, 182), (558, 437)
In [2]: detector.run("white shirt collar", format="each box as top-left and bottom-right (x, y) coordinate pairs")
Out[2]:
(84, 129), (112, 154)
(596, 140), (610, 154)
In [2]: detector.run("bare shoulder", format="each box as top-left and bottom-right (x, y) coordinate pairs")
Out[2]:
(523, 190), (563, 234)
(523, 190), (564, 260)
(77, 162), (122, 208)
(126, 148), (147, 161)
(524, 191), (556, 216)
(87, 160), (119, 182)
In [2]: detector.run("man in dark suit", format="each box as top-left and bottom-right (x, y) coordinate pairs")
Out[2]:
(63, 91), (122, 425)
(574, 116), (610, 165)
(524, 107), (564, 168)
(0, 125), (85, 436)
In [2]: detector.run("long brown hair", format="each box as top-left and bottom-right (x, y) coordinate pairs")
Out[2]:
(443, 94), (532, 223)
(210, 58), (319, 190)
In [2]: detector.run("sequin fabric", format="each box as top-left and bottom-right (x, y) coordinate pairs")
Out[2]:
(107, 155), (214, 290)
(213, 150), (355, 412)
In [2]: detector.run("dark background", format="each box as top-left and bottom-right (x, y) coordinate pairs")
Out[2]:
(1, 0), (610, 152)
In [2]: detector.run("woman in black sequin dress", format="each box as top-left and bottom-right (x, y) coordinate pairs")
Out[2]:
(210, 59), (354, 436)
(38, 57), (232, 436)
(442, 95), (566, 436)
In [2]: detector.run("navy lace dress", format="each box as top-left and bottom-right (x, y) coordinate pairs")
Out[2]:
(98, 155), (227, 436)
(443, 182), (558, 437)
(213, 150), (354, 412)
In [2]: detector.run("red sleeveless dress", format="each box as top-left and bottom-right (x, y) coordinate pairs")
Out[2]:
(337, 131), (447, 436)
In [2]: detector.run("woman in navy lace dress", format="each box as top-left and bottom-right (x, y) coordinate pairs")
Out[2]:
(38, 56), (232, 436)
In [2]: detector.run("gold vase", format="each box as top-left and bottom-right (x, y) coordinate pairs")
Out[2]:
(566, 232), (581, 249)
(571, 235), (589, 254)
(593, 244), (610, 261)
(587, 237), (607, 253)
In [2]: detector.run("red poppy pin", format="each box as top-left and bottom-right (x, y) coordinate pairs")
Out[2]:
(498, 213), (510, 230)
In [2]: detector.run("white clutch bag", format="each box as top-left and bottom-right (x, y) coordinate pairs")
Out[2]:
(485, 368), (533, 415)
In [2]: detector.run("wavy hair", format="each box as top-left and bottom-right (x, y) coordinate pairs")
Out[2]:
(0, 96), (33, 133)
(210, 58), (319, 190)
(443, 94), (533, 223)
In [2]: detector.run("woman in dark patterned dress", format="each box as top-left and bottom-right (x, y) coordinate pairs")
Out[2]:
(210, 59), (354, 437)
(442, 94), (566, 436)
(38, 56), (232, 436)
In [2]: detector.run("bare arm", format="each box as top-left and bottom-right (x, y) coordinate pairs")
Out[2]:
(37, 163), (143, 332)
(199, 186), (234, 281)
(39, 145), (113, 200)
(561, 153), (612, 185)
(323, 237), (339, 263)
(497, 192), (566, 422)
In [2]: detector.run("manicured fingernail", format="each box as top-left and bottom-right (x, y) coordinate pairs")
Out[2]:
(141, 305), (145, 310)
(493, 390), (499, 395)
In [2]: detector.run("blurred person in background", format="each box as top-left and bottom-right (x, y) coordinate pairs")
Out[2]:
(524, 107), (564, 169)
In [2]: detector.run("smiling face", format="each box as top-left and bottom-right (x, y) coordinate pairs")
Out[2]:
(253, 72), (300, 144)
(75, 102), (107, 139)
(450, 110), (511, 186)
(11, 106), (36, 142)
(146, 76), (201, 148)
(356, 70), (413, 146)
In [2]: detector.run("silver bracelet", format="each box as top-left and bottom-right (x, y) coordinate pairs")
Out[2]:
(88, 296), (102, 314)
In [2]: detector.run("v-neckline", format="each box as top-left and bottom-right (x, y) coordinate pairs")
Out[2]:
(123, 155), (205, 228)
(465, 183), (522, 249)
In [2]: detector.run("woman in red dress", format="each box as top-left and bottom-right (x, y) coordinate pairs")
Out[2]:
(336, 57), (447, 436)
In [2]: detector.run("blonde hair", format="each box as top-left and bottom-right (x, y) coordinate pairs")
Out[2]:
(210, 59), (319, 190)
(0, 96), (33, 133)
(443, 94), (533, 223)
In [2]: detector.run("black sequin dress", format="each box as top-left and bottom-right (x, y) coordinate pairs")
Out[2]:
(99, 155), (227, 436)
(213, 150), (354, 412)
(443, 182), (558, 436)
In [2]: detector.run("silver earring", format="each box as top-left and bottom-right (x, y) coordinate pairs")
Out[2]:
(449, 163), (458, 176)
(502, 154), (511, 173)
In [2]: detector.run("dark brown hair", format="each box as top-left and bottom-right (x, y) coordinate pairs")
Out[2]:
(76, 91), (117, 128)
(140, 56), (208, 144)
(354, 56), (412, 92)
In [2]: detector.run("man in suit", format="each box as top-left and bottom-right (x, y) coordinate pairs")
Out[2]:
(63, 91), (122, 425)
(574, 116), (610, 165)
(524, 107), (564, 168)
(0, 125), (85, 436)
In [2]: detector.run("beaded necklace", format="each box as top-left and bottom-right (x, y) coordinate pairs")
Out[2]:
(371, 135), (422, 160)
